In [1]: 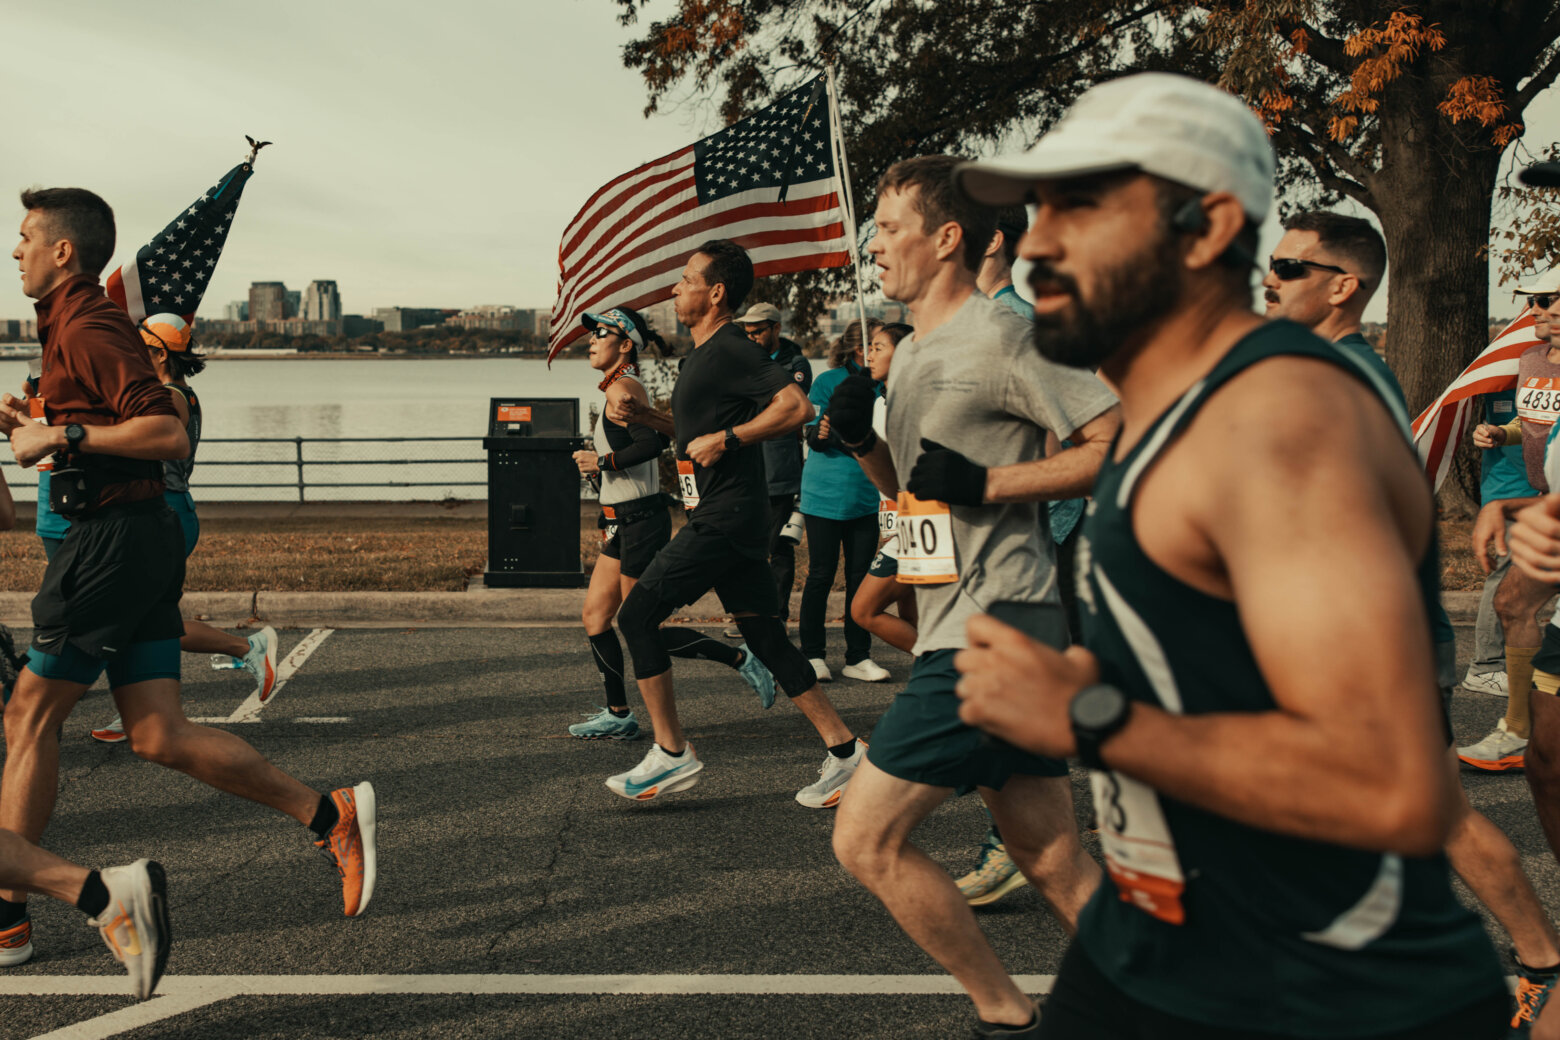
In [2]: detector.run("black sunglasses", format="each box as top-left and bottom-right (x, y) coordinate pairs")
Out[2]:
(1269, 257), (1349, 281)
(1527, 293), (1558, 310)
(590, 326), (621, 341)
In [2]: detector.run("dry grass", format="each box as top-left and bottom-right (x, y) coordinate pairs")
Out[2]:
(1440, 518), (1487, 592)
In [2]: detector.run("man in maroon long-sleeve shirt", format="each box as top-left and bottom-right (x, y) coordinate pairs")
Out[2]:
(0, 188), (378, 969)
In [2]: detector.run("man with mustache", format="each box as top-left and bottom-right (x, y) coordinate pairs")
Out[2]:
(823, 154), (1119, 1038)
(951, 74), (1506, 1038)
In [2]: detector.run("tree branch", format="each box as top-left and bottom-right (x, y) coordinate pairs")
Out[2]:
(1517, 40), (1560, 113)
(1273, 17), (1352, 76)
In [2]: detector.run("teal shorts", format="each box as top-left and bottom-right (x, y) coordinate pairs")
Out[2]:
(866, 648), (1068, 792)
(26, 637), (181, 688)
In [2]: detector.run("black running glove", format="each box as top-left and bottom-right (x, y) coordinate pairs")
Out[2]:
(827, 374), (878, 453)
(907, 438), (987, 506)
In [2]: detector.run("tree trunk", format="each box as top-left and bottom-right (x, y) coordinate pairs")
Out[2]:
(1372, 96), (1504, 519)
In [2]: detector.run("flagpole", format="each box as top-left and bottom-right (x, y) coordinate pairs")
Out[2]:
(825, 64), (872, 357)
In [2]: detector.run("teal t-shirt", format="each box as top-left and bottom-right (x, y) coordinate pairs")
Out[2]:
(800, 365), (881, 522)
(1483, 391), (1538, 502)
(35, 472), (69, 540)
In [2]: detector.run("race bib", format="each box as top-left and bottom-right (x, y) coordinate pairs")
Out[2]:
(1517, 377), (1560, 428)
(894, 492), (956, 584)
(1090, 769), (1187, 926)
(602, 506), (618, 544)
(29, 397), (52, 473)
(676, 460), (700, 510)
(878, 498), (898, 537)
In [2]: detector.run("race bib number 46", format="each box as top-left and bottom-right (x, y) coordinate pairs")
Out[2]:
(1518, 377), (1560, 428)
(894, 492), (956, 584)
(676, 460), (700, 510)
(1090, 769), (1187, 926)
(878, 498), (898, 537)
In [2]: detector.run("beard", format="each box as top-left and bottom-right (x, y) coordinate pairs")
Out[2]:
(1028, 228), (1183, 369)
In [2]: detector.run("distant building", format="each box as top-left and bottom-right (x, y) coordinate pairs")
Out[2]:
(284, 290), (301, 319)
(249, 282), (287, 322)
(223, 299), (249, 321)
(373, 307), (448, 332)
(446, 305), (529, 331)
(342, 314), (383, 337)
(302, 281), (342, 322)
(0, 319), (37, 342)
(196, 319), (257, 337)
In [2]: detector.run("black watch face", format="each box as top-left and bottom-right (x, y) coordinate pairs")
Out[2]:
(1073, 684), (1127, 729)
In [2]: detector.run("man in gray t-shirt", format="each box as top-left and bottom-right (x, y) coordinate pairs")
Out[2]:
(825, 155), (1119, 1038)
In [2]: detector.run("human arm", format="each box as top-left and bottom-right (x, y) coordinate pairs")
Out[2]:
(0, 474), (15, 531)
(1507, 494), (1560, 584)
(684, 383), (813, 468)
(1472, 496), (1539, 572)
(0, 408), (189, 468)
(909, 407), (1121, 506)
(606, 394), (675, 437)
(1474, 419), (1523, 448)
(954, 364), (1458, 855)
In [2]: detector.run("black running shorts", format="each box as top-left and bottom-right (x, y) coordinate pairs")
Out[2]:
(634, 518), (783, 616)
(31, 498), (186, 661)
(599, 508), (672, 581)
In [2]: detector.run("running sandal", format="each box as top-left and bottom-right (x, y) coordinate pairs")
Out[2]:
(957, 829), (1031, 907)
(795, 739), (865, 808)
(569, 707), (641, 740)
(316, 782), (377, 917)
(1458, 719), (1527, 772)
(243, 626), (279, 702)
(736, 644), (777, 709)
(606, 743), (703, 802)
(91, 859), (170, 1000)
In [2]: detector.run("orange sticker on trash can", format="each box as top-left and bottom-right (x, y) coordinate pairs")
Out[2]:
(497, 405), (532, 423)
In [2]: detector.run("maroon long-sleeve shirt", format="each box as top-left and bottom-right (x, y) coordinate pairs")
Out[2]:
(33, 274), (176, 507)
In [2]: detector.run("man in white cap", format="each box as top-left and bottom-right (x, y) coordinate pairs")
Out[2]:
(952, 73), (1507, 1038)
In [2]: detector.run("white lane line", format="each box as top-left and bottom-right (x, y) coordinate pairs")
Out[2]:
(34, 990), (223, 1040)
(191, 629), (334, 725)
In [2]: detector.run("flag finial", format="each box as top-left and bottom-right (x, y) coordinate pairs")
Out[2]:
(244, 135), (273, 167)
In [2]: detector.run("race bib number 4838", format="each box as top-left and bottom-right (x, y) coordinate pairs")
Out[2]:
(1517, 377), (1560, 428)
(894, 492), (956, 584)
(676, 460), (700, 510)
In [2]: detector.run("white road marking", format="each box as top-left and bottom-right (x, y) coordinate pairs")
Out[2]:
(191, 629), (334, 725)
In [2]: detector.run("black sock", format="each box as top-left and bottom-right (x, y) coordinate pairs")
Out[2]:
(0, 897), (26, 928)
(608, 706), (630, 718)
(660, 744), (686, 757)
(308, 794), (339, 838)
(828, 738), (858, 759)
(660, 627), (741, 668)
(75, 871), (109, 918)
(1515, 948), (1560, 974)
(588, 629), (629, 711)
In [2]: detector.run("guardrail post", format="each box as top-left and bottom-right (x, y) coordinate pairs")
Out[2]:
(295, 436), (305, 502)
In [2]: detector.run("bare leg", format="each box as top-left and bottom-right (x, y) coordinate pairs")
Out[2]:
(730, 610), (853, 747)
(115, 679), (320, 824)
(833, 758), (1033, 1027)
(582, 553), (624, 637)
(179, 619), (249, 658)
(634, 672), (684, 752)
(1527, 691), (1560, 866)
(0, 829), (90, 906)
(1442, 749), (1559, 966)
(850, 573), (917, 654)
(0, 669), (90, 902)
(981, 775), (1101, 933)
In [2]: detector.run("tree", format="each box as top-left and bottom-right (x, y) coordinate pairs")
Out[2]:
(613, 0), (1560, 510)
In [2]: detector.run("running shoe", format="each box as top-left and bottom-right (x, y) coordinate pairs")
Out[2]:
(316, 782), (377, 917)
(606, 743), (704, 802)
(841, 659), (890, 682)
(0, 916), (31, 967)
(957, 829), (1031, 907)
(795, 738), (866, 808)
(736, 644), (777, 709)
(243, 626), (279, 702)
(723, 625), (743, 639)
(90, 859), (170, 1001)
(1458, 719), (1528, 772)
(1512, 948), (1560, 1035)
(1462, 669), (1509, 697)
(809, 658), (833, 683)
(972, 1007), (1041, 1038)
(90, 715), (127, 744)
(569, 707), (641, 740)
(1510, 948), (1560, 1035)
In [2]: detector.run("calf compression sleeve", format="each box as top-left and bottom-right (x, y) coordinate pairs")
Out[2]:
(588, 628), (629, 710)
(735, 615), (815, 698)
(660, 627), (741, 668)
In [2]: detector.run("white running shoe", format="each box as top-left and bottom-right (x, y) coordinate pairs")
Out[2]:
(606, 743), (704, 802)
(809, 658), (833, 682)
(90, 715), (127, 744)
(841, 659), (890, 682)
(243, 626), (279, 702)
(1457, 719), (1528, 772)
(91, 859), (171, 1001)
(1461, 670), (1509, 697)
(796, 739), (866, 808)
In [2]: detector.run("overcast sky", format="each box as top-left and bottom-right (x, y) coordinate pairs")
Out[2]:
(2, 0), (1556, 325)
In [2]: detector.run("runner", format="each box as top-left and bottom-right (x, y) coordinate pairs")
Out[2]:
(569, 304), (776, 740)
(826, 154), (1118, 1038)
(952, 72), (1506, 1038)
(607, 239), (864, 805)
(1264, 209), (1560, 1034)
(90, 313), (277, 744)
(1465, 282), (1560, 770)
(2, 189), (376, 968)
(800, 319), (889, 683)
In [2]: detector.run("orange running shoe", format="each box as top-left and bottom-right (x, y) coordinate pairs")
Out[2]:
(316, 782), (377, 916)
(0, 916), (31, 966)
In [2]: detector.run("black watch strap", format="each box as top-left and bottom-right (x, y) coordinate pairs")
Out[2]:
(724, 426), (742, 450)
(64, 424), (85, 452)
(1071, 683), (1131, 771)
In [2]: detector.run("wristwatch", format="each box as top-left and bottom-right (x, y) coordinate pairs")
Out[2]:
(1069, 683), (1132, 770)
(63, 424), (85, 453)
(724, 426), (742, 452)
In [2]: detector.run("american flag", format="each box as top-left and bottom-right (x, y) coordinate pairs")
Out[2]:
(547, 76), (851, 363)
(1411, 311), (1545, 491)
(105, 162), (254, 323)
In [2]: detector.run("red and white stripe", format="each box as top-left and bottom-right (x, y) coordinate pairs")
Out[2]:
(547, 146), (849, 363)
(1411, 312), (1544, 491)
(104, 263), (152, 324)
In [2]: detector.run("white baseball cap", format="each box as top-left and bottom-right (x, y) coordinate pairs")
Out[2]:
(955, 73), (1276, 222)
(1516, 270), (1560, 295)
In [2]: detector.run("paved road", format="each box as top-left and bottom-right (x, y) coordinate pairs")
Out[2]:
(0, 625), (1551, 1039)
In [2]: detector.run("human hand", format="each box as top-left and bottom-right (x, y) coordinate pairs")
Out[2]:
(1472, 499), (1510, 573)
(572, 450), (600, 476)
(1509, 494), (1560, 585)
(685, 431), (725, 468)
(953, 613), (1101, 757)
(5, 415), (62, 468)
(1472, 424), (1504, 449)
(818, 415), (832, 441)
(907, 439), (987, 506)
(606, 396), (644, 425)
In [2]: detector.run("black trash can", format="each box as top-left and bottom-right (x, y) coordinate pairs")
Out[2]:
(483, 397), (587, 588)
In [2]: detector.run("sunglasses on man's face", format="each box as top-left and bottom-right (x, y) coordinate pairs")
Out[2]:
(1269, 257), (1349, 281)
(742, 323), (775, 336)
(1528, 293), (1559, 310)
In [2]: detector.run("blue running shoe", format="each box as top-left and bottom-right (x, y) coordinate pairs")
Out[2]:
(1511, 946), (1560, 1036)
(606, 743), (703, 801)
(736, 644), (776, 709)
(569, 707), (641, 740)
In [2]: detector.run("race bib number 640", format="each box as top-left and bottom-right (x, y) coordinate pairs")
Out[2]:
(894, 492), (956, 584)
